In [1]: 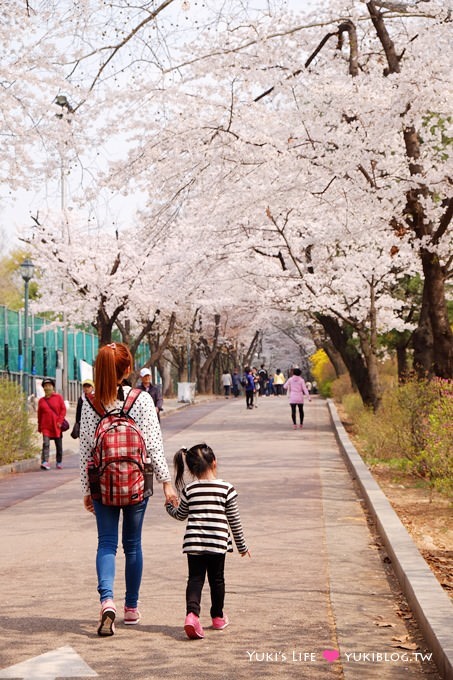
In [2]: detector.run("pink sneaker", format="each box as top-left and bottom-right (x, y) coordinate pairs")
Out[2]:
(97, 599), (116, 636)
(124, 606), (141, 625)
(184, 613), (205, 639)
(293, 424), (297, 430)
(212, 614), (229, 630)
(299, 424), (303, 429)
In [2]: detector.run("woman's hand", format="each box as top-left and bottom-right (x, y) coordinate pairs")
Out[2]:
(83, 494), (94, 514)
(163, 481), (178, 507)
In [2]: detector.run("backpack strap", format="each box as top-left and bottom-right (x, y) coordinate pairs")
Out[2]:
(86, 388), (142, 418)
(121, 388), (143, 417)
(86, 393), (106, 417)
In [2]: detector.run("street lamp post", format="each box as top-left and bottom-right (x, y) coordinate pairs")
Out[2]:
(20, 258), (35, 396)
(55, 94), (73, 401)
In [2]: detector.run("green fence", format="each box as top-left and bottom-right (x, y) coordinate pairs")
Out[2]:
(0, 305), (152, 401)
(0, 306), (98, 381)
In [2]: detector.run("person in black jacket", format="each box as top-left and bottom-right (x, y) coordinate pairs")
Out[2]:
(72, 379), (95, 439)
(138, 368), (163, 421)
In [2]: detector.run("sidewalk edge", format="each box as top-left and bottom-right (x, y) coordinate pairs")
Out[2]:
(327, 398), (453, 680)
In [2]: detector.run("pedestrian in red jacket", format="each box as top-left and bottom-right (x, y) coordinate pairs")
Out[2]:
(37, 377), (66, 470)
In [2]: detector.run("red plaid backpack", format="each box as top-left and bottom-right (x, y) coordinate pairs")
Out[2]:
(87, 388), (149, 506)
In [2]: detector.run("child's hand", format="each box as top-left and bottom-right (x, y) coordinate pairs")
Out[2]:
(241, 550), (251, 558)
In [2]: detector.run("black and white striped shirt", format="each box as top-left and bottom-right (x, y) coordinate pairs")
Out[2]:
(166, 479), (248, 555)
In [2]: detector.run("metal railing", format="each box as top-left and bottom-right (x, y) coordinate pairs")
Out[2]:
(0, 370), (79, 404)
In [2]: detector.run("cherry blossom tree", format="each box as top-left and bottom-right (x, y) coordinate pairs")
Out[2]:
(104, 0), (450, 406)
(3, 0), (451, 406)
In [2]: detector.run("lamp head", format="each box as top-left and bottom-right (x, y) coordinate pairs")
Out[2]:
(20, 258), (35, 282)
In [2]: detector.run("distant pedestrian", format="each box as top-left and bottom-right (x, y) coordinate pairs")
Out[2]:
(258, 364), (268, 395)
(252, 367), (260, 407)
(243, 367), (255, 410)
(79, 342), (177, 636)
(231, 369), (241, 398)
(37, 377), (66, 470)
(273, 369), (285, 396)
(284, 368), (311, 429)
(138, 367), (163, 421)
(71, 379), (95, 439)
(221, 371), (233, 398)
(166, 443), (250, 639)
(266, 374), (275, 396)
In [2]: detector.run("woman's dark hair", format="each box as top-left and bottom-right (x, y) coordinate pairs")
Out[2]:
(293, 368), (301, 376)
(173, 443), (216, 493)
(94, 342), (133, 410)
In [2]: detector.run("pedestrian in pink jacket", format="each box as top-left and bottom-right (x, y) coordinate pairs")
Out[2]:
(283, 368), (311, 429)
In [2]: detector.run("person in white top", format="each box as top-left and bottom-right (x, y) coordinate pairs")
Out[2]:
(221, 371), (233, 398)
(79, 342), (176, 636)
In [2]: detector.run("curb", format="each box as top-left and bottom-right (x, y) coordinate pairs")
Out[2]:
(327, 399), (453, 680)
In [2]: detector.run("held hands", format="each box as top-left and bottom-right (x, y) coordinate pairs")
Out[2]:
(163, 481), (178, 507)
(241, 550), (252, 558)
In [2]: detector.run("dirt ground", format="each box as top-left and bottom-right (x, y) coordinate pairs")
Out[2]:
(369, 465), (453, 600)
(337, 402), (453, 602)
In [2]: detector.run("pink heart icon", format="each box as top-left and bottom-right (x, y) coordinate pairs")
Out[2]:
(322, 649), (340, 662)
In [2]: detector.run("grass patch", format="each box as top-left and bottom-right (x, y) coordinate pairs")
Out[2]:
(0, 378), (39, 466)
(335, 376), (453, 500)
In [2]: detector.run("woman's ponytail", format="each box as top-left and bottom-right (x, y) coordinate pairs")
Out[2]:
(94, 342), (133, 410)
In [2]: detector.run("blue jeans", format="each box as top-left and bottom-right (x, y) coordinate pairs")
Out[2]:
(93, 498), (148, 607)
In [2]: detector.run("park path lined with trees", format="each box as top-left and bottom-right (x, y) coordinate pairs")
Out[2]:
(0, 396), (444, 679)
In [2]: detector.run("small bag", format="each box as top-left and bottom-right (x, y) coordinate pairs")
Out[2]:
(61, 418), (70, 432)
(143, 458), (154, 498)
(70, 421), (80, 439)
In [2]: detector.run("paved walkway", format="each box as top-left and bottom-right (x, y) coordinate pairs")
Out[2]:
(0, 396), (444, 679)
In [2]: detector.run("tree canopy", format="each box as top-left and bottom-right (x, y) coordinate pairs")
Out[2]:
(2, 0), (451, 402)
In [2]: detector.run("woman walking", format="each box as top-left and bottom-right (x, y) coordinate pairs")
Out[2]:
(79, 342), (177, 636)
(37, 377), (66, 470)
(284, 368), (311, 429)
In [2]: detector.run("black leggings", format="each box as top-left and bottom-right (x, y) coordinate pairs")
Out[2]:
(290, 403), (305, 425)
(186, 553), (226, 618)
(41, 435), (63, 463)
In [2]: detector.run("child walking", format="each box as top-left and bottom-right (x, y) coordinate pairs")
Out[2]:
(166, 443), (250, 640)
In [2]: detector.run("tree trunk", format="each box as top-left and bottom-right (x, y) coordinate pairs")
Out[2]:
(197, 314), (221, 393)
(316, 314), (380, 410)
(322, 341), (347, 379)
(421, 250), (453, 378)
(404, 128), (453, 379)
(92, 296), (125, 347)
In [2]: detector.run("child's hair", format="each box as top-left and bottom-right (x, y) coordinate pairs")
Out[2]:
(94, 342), (133, 410)
(173, 443), (216, 493)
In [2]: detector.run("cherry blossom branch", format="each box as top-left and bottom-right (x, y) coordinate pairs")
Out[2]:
(366, 0), (402, 74)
